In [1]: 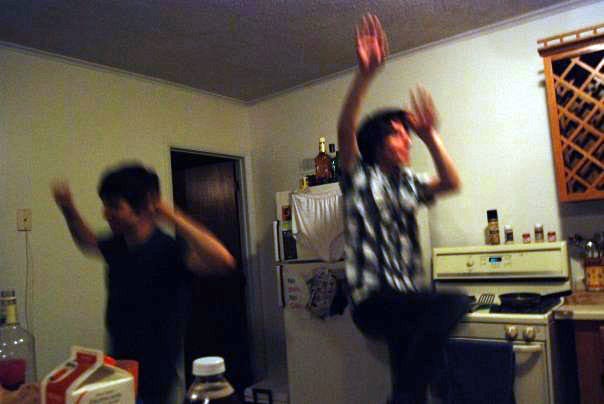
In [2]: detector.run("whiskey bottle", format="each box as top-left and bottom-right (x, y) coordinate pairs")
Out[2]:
(315, 137), (332, 184)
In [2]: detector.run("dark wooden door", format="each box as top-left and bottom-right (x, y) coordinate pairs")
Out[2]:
(171, 153), (251, 394)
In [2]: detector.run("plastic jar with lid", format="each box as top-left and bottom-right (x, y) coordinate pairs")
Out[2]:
(486, 210), (500, 245)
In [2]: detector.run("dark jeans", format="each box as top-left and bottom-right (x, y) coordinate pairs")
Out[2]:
(109, 334), (177, 404)
(352, 292), (470, 404)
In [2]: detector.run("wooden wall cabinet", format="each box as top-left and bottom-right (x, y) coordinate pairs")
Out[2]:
(538, 24), (604, 202)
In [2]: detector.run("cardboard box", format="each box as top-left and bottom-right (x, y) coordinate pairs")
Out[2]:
(41, 346), (134, 404)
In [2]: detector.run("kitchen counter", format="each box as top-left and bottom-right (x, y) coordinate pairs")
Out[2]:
(555, 291), (604, 320)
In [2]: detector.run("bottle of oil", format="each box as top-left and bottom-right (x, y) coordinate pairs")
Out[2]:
(184, 357), (242, 404)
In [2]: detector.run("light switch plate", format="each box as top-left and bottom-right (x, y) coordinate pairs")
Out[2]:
(17, 208), (32, 231)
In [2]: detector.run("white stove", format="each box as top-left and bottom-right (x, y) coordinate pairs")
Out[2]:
(432, 242), (576, 404)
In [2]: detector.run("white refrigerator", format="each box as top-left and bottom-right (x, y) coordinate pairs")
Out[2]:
(272, 183), (433, 404)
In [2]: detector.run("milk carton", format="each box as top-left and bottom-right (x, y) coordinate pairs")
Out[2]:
(41, 346), (135, 404)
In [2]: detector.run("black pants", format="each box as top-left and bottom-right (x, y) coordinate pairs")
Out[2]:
(352, 292), (470, 404)
(109, 334), (176, 404)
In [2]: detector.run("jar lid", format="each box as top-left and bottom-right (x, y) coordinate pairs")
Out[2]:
(193, 357), (226, 376)
(534, 223), (543, 229)
(504, 225), (512, 230)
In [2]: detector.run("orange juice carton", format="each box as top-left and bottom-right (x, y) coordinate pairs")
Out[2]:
(41, 346), (134, 404)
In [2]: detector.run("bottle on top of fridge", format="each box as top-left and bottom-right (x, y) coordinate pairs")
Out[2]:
(315, 137), (333, 184)
(0, 290), (37, 391)
(184, 357), (241, 404)
(328, 143), (340, 181)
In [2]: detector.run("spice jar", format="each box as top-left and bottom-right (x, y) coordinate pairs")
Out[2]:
(534, 224), (544, 243)
(522, 232), (531, 243)
(504, 225), (514, 244)
(486, 210), (500, 245)
(547, 231), (557, 242)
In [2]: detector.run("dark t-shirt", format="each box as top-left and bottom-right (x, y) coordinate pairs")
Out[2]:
(98, 228), (192, 399)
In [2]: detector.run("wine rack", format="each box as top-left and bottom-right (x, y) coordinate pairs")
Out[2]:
(538, 24), (604, 202)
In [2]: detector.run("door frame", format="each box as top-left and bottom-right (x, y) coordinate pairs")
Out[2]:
(168, 146), (263, 380)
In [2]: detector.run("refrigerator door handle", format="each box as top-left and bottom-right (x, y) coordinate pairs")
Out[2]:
(275, 264), (285, 308)
(272, 220), (281, 262)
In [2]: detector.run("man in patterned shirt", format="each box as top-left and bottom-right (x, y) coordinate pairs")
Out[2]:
(338, 14), (469, 404)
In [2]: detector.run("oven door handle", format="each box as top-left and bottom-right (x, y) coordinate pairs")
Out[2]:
(512, 344), (542, 353)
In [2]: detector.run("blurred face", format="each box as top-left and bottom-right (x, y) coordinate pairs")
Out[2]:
(102, 197), (141, 235)
(379, 119), (412, 168)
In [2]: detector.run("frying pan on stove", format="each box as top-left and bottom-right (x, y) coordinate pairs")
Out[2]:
(499, 291), (571, 309)
(499, 293), (541, 308)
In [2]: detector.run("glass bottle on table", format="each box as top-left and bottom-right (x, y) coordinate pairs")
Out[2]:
(0, 290), (37, 390)
(315, 137), (332, 185)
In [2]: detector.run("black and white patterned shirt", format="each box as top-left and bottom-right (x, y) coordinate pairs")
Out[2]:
(342, 160), (434, 305)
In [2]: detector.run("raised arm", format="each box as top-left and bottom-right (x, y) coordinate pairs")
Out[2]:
(52, 181), (100, 256)
(408, 86), (461, 195)
(155, 201), (236, 276)
(338, 14), (389, 172)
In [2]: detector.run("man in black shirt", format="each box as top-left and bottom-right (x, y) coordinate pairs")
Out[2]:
(52, 164), (235, 403)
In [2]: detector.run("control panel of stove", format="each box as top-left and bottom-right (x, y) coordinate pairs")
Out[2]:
(433, 242), (570, 280)
(504, 325), (541, 342)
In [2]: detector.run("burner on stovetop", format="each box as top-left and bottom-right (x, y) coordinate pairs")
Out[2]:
(489, 296), (562, 314)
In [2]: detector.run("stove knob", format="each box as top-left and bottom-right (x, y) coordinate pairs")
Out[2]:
(505, 326), (518, 340)
(523, 327), (536, 342)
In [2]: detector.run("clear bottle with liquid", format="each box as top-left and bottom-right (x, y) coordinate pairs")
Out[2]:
(184, 357), (242, 404)
(0, 290), (37, 391)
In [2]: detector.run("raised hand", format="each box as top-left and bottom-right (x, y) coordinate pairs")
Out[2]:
(408, 85), (439, 140)
(356, 14), (389, 77)
(51, 180), (74, 210)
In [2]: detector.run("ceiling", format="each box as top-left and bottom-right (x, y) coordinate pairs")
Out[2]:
(0, 0), (577, 103)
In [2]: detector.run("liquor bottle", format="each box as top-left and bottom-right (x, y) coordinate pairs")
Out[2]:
(0, 290), (37, 391)
(315, 137), (332, 184)
(328, 143), (340, 182)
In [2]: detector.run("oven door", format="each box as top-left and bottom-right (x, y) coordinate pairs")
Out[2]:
(450, 338), (549, 403)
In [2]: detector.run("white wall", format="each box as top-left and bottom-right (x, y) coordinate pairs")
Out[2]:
(0, 47), (266, 381)
(249, 1), (604, 378)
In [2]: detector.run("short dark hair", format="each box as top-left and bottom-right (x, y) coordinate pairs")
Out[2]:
(357, 108), (411, 166)
(98, 163), (159, 212)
